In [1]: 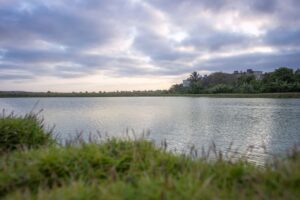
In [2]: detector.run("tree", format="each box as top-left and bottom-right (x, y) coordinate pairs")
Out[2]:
(208, 84), (233, 93)
(169, 67), (299, 94)
(295, 69), (300, 82)
(237, 74), (256, 85)
(188, 71), (201, 83)
(169, 84), (190, 94)
(204, 72), (237, 87)
(272, 67), (294, 83)
(189, 81), (203, 94)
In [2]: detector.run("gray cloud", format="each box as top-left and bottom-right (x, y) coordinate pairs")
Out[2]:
(0, 74), (34, 80)
(132, 28), (196, 61)
(0, 3), (116, 49)
(0, 0), (299, 83)
(193, 51), (300, 72)
(264, 27), (300, 47)
(182, 27), (253, 52)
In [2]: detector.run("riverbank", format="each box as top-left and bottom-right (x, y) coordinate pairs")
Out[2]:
(1, 113), (300, 199)
(1, 91), (300, 98)
(166, 92), (300, 98)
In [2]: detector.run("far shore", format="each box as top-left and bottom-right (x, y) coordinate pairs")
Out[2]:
(1, 91), (300, 98)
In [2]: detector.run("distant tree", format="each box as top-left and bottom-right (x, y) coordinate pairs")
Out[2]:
(239, 83), (255, 93)
(261, 67), (297, 92)
(272, 67), (294, 83)
(189, 81), (204, 94)
(169, 67), (299, 94)
(295, 69), (300, 82)
(208, 84), (233, 93)
(237, 74), (256, 85)
(169, 84), (187, 94)
(204, 72), (237, 87)
(262, 73), (272, 84)
(188, 71), (201, 83)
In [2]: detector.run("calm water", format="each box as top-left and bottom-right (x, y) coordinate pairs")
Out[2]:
(1, 97), (300, 164)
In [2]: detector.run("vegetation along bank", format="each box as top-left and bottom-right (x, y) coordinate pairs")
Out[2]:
(0, 112), (299, 199)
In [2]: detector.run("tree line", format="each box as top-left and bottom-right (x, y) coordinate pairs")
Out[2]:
(169, 67), (300, 94)
(1, 67), (300, 97)
(0, 90), (170, 98)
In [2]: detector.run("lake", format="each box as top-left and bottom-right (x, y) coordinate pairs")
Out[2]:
(1, 97), (300, 164)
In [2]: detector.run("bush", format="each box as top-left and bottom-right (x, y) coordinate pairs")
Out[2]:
(238, 83), (256, 93)
(208, 84), (233, 93)
(0, 139), (299, 199)
(0, 112), (54, 152)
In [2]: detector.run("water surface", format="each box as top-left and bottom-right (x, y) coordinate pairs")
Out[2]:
(1, 97), (300, 164)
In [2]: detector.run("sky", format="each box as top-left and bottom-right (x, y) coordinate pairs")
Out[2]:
(0, 0), (300, 92)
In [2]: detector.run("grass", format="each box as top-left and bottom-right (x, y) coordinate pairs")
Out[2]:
(177, 92), (300, 98)
(0, 113), (299, 199)
(0, 111), (54, 152)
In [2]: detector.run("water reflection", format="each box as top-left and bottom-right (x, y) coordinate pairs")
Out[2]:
(1, 97), (300, 164)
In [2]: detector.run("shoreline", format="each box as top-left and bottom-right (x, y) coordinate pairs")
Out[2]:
(1, 110), (300, 199)
(1, 92), (300, 98)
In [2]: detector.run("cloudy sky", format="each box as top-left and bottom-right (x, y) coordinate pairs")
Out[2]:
(0, 0), (300, 92)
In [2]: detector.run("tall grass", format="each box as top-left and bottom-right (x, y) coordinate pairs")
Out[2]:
(0, 139), (299, 199)
(0, 110), (54, 152)
(0, 112), (299, 199)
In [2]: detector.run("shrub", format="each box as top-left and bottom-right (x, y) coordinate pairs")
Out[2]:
(208, 84), (233, 93)
(0, 140), (299, 199)
(238, 83), (256, 93)
(0, 112), (54, 152)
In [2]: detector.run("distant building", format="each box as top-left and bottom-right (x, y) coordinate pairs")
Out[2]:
(247, 69), (254, 74)
(252, 71), (263, 80)
(182, 79), (191, 87)
(233, 69), (264, 80)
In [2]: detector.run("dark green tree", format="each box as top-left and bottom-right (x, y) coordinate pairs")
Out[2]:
(271, 67), (294, 83)
(295, 69), (300, 82)
(188, 71), (201, 83)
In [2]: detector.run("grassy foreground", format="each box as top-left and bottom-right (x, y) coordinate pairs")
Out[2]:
(0, 112), (53, 152)
(0, 114), (300, 199)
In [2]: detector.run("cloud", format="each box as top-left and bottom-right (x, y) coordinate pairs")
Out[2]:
(0, 74), (33, 80)
(132, 28), (195, 61)
(0, 2), (116, 49)
(192, 50), (300, 72)
(264, 27), (300, 47)
(0, 0), (299, 90)
(182, 27), (252, 52)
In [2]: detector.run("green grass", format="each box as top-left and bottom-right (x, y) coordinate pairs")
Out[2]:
(0, 113), (299, 199)
(0, 111), (54, 152)
(0, 140), (299, 199)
